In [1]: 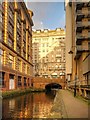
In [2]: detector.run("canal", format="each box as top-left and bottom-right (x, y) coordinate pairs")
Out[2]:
(2, 90), (57, 118)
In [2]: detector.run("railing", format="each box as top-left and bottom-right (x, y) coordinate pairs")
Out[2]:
(49, 67), (65, 71)
(67, 79), (90, 87)
(80, 85), (90, 88)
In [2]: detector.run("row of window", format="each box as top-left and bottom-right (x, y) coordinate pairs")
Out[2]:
(0, 72), (31, 87)
(2, 3), (32, 59)
(0, 48), (31, 75)
(34, 37), (65, 41)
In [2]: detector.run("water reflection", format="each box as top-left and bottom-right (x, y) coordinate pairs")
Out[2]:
(2, 90), (57, 118)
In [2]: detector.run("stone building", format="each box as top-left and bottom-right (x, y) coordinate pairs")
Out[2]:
(0, 1), (33, 91)
(32, 28), (65, 79)
(65, 0), (90, 98)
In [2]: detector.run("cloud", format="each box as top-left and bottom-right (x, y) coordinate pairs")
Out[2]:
(26, 2), (51, 29)
(26, 2), (65, 30)
(32, 20), (44, 30)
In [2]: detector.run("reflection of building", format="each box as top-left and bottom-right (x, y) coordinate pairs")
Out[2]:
(65, 0), (90, 98)
(0, 1), (33, 91)
(32, 28), (65, 78)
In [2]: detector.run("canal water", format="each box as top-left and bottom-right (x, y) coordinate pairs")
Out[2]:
(2, 90), (57, 118)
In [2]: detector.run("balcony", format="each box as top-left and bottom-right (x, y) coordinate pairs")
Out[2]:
(76, 23), (83, 33)
(76, 2), (84, 10)
(76, 21), (90, 28)
(75, 45), (90, 59)
(76, 32), (90, 44)
(76, 8), (90, 21)
(83, 54), (90, 74)
(76, 2), (90, 10)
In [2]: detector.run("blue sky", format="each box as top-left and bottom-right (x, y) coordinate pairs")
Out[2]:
(26, 2), (65, 30)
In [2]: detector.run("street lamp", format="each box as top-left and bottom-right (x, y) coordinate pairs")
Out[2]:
(68, 50), (77, 97)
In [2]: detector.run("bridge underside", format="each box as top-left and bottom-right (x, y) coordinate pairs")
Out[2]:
(45, 83), (62, 91)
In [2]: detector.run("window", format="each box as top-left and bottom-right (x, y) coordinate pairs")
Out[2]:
(23, 62), (26, 74)
(55, 65), (58, 68)
(0, 72), (5, 87)
(0, 49), (4, 64)
(17, 45), (21, 54)
(17, 20), (21, 29)
(23, 41), (26, 50)
(18, 76), (22, 87)
(17, 59), (21, 71)
(59, 64), (62, 68)
(28, 55), (30, 62)
(57, 59), (60, 62)
(9, 23), (13, 34)
(8, 54), (14, 68)
(43, 50), (45, 52)
(23, 30), (26, 39)
(9, 7), (14, 20)
(0, 10), (2, 23)
(24, 77), (27, 86)
(23, 51), (26, 58)
(8, 38), (14, 48)
(27, 66), (30, 75)
(17, 34), (21, 44)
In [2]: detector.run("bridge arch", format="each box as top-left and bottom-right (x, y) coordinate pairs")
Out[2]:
(45, 83), (62, 91)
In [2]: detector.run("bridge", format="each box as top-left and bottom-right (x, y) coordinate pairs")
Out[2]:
(32, 77), (66, 90)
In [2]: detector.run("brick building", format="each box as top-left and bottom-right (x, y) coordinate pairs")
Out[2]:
(32, 28), (65, 79)
(0, 1), (33, 91)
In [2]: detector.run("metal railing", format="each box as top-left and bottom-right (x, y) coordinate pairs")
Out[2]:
(67, 79), (90, 87)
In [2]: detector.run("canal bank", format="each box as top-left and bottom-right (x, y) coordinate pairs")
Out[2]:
(2, 88), (45, 99)
(51, 89), (89, 119)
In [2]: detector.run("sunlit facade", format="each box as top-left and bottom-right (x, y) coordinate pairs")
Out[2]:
(65, 0), (90, 98)
(32, 28), (65, 79)
(0, 1), (33, 91)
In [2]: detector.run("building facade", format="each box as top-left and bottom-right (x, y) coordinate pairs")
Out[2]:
(0, 1), (33, 91)
(32, 28), (65, 79)
(65, 0), (90, 98)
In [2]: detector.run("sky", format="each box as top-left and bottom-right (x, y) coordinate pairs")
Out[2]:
(26, 2), (65, 30)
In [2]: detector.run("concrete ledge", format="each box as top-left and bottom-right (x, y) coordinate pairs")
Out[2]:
(2, 88), (45, 99)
